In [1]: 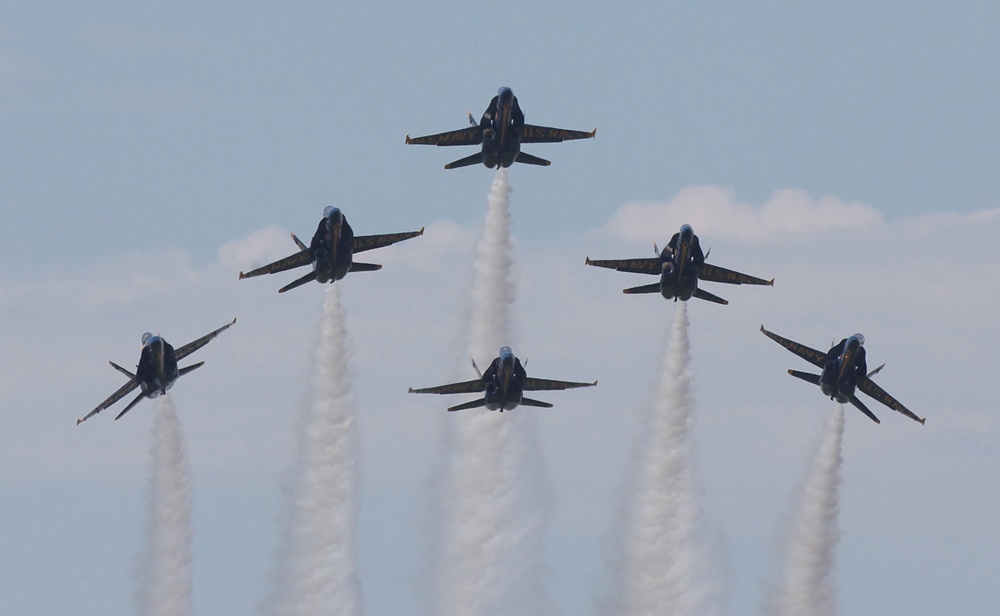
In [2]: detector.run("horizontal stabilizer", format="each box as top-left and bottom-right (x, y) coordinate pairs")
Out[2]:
(444, 152), (484, 169)
(623, 283), (661, 294)
(515, 151), (551, 167)
(349, 262), (382, 273)
(114, 391), (148, 421)
(447, 398), (488, 412)
(519, 397), (554, 408)
(849, 394), (882, 424)
(109, 361), (136, 379)
(693, 287), (729, 305)
(178, 361), (205, 377)
(787, 369), (822, 386)
(278, 271), (318, 293)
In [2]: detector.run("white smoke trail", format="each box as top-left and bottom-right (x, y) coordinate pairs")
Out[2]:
(137, 396), (193, 616)
(602, 302), (721, 616)
(262, 284), (361, 616)
(432, 168), (555, 616)
(765, 404), (845, 616)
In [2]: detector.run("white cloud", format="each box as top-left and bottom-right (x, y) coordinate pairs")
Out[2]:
(603, 186), (884, 244)
(217, 225), (295, 274)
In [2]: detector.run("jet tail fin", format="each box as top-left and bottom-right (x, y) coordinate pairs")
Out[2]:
(849, 394), (882, 424)
(109, 361), (136, 379)
(444, 152), (484, 169)
(291, 233), (308, 251)
(349, 262), (382, 273)
(178, 361), (205, 377)
(519, 397), (554, 408)
(114, 391), (147, 421)
(788, 369), (822, 386)
(447, 398), (488, 412)
(278, 271), (317, 293)
(623, 283), (661, 294)
(867, 363), (885, 378)
(693, 287), (729, 305)
(471, 357), (483, 379)
(515, 151), (551, 167)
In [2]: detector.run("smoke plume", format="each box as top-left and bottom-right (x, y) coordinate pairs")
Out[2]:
(432, 168), (555, 615)
(262, 284), (362, 616)
(137, 396), (193, 616)
(602, 302), (721, 616)
(765, 404), (845, 616)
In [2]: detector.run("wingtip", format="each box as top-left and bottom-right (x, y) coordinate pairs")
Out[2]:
(407, 388), (415, 394)
(76, 418), (84, 425)
(418, 226), (425, 235)
(768, 278), (775, 286)
(405, 134), (412, 144)
(591, 380), (598, 386)
(238, 272), (247, 279)
(231, 317), (237, 325)
(585, 257), (592, 265)
(919, 417), (926, 425)
(590, 128), (597, 138)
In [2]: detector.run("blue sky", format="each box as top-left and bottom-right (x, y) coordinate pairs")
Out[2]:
(2, 3), (999, 615)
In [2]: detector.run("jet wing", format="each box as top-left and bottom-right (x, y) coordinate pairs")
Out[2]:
(585, 257), (661, 275)
(523, 377), (597, 391)
(408, 379), (484, 395)
(859, 378), (926, 425)
(520, 125), (597, 143)
(405, 127), (483, 147)
(174, 318), (237, 362)
(700, 263), (774, 286)
(760, 325), (829, 369)
(78, 377), (140, 424)
(353, 228), (425, 254)
(239, 249), (313, 279)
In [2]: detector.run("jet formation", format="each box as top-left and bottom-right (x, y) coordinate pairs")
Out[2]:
(239, 207), (424, 293)
(760, 325), (925, 425)
(77, 318), (237, 424)
(586, 224), (774, 305)
(405, 86), (596, 169)
(80, 86), (926, 427)
(408, 346), (597, 412)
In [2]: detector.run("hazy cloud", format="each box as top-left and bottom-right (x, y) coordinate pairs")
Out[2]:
(604, 186), (883, 244)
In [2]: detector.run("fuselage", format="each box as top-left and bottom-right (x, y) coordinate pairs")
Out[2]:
(820, 334), (866, 403)
(311, 207), (355, 283)
(137, 334), (179, 398)
(480, 87), (524, 169)
(658, 224), (703, 301)
(483, 346), (526, 411)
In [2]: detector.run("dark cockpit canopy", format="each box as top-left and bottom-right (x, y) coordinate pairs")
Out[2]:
(497, 86), (514, 106)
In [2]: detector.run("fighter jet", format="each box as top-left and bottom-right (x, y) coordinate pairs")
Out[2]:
(77, 318), (237, 424)
(585, 224), (773, 305)
(408, 346), (597, 412)
(760, 325), (925, 425)
(239, 207), (424, 293)
(405, 86), (596, 169)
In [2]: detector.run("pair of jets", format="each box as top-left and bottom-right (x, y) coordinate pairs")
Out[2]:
(79, 333), (594, 421)
(587, 224), (924, 425)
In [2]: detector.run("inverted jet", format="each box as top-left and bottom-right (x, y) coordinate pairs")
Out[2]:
(78, 318), (237, 424)
(586, 224), (773, 305)
(408, 346), (596, 412)
(760, 325), (925, 425)
(405, 86), (596, 169)
(239, 207), (424, 293)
